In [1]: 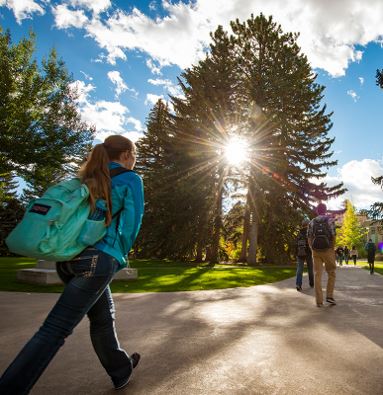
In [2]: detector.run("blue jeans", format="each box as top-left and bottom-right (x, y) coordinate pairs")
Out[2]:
(296, 254), (314, 287)
(0, 248), (133, 395)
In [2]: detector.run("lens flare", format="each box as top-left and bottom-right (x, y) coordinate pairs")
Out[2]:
(224, 137), (249, 167)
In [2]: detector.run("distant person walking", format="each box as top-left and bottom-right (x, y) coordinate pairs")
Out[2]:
(335, 246), (344, 266)
(344, 246), (350, 265)
(365, 239), (377, 274)
(0, 135), (144, 394)
(308, 203), (337, 307)
(350, 246), (358, 265)
(295, 219), (314, 291)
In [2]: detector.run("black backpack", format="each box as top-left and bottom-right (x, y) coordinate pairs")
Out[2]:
(311, 217), (333, 250)
(297, 233), (307, 257)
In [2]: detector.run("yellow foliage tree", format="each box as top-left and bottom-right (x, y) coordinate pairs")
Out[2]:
(336, 200), (367, 248)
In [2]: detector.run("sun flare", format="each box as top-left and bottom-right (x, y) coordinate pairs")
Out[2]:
(224, 136), (249, 167)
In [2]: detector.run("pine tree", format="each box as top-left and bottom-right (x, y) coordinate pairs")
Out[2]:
(369, 72), (383, 220)
(0, 172), (24, 255)
(135, 99), (179, 258)
(0, 28), (94, 197)
(168, 26), (242, 262)
(337, 200), (367, 248)
(230, 14), (344, 263)
(137, 14), (344, 264)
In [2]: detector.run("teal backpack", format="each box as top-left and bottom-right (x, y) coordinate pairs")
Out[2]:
(6, 168), (127, 261)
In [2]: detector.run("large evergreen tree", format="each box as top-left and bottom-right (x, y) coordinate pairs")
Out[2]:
(369, 71), (383, 220)
(0, 28), (94, 197)
(138, 14), (344, 263)
(230, 14), (344, 263)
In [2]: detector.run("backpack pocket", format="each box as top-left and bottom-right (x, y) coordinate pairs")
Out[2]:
(77, 219), (106, 247)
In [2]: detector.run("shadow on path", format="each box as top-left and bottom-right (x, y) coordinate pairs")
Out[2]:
(0, 266), (382, 395)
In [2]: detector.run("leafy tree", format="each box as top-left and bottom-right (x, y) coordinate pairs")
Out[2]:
(0, 172), (24, 255)
(0, 172), (18, 204)
(337, 200), (367, 248)
(0, 28), (94, 197)
(222, 201), (245, 260)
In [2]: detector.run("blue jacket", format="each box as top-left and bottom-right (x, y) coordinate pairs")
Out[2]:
(95, 162), (144, 268)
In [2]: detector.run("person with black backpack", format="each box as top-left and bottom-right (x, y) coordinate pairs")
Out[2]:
(365, 238), (377, 274)
(0, 135), (144, 394)
(307, 203), (337, 307)
(295, 218), (314, 291)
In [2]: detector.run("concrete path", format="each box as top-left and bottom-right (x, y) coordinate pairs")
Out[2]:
(1, 266), (383, 395)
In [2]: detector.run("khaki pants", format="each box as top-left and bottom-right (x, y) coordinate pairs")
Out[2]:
(312, 248), (336, 304)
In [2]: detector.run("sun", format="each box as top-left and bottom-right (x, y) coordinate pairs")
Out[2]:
(224, 136), (249, 167)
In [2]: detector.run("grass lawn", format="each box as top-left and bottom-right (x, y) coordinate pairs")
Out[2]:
(0, 257), (296, 293)
(355, 260), (383, 275)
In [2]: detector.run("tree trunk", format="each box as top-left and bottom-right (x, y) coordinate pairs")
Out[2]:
(195, 238), (204, 262)
(209, 193), (223, 264)
(247, 214), (258, 265)
(239, 204), (250, 262)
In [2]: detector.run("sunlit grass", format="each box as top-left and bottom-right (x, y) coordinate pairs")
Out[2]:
(354, 260), (383, 275)
(0, 257), (296, 293)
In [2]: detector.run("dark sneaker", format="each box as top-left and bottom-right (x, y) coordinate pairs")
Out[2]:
(326, 297), (336, 305)
(310, 283), (314, 288)
(131, 352), (141, 369)
(113, 353), (141, 390)
(296, 286), (302, 292)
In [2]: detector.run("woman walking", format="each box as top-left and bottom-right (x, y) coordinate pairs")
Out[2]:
(0, 135), (144, 394)
(350, 246), (358, 265)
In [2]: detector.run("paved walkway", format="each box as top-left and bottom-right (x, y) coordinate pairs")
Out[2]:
(1, 266), (383, 395)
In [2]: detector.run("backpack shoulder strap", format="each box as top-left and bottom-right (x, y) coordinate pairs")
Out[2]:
(110, 167), (133, 178)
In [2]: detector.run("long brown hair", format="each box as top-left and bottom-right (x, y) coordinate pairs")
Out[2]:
(79, 135), (135, 225)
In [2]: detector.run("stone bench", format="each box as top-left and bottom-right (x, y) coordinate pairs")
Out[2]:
(17, 260), (138, 285)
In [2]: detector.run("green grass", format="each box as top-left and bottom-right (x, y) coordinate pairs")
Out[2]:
(0, 257), (296, 293)
(355, 260), (383, 275)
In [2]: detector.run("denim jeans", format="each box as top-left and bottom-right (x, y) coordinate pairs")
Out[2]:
(0, 248), (133, 395)
(296, 253), (314, 287)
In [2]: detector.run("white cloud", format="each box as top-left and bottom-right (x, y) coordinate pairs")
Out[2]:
(56, 0), (383, 77)
(145, 93), (164, 106)
(69, 80), (95, 103)
(52, 4), (88, 29)
(148, 78), (181, 96)
(124, 131), (144, 143)
(69, 0), (110, 15)
(107, 70), (127, 97)
(126, 116), (143, 131)
(9, 1), (383, 77)
(2, 0), (44, 23)
(107, 70), (138, 98)
(359, 77), (365, 85)
(325, 159), (383, 210)
(146, 59), (162, 75)
(70, 79), (141, 141)
(80, 70), (93, 81)
(347, 89), (360, 102)
(148, 1), (157, 12)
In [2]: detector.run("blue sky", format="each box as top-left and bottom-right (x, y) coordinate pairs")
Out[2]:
(1, 0), (383, 209)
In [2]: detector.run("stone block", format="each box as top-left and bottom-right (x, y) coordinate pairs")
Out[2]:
(36, 260), (57, 270)
(17, 263), (138, 285)
(114, 268), (138, 280)
(17, 269), (62, 285)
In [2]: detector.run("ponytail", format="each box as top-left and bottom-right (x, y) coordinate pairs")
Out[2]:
(79, 135), (135, 226)
(79, 144), (112, 225)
